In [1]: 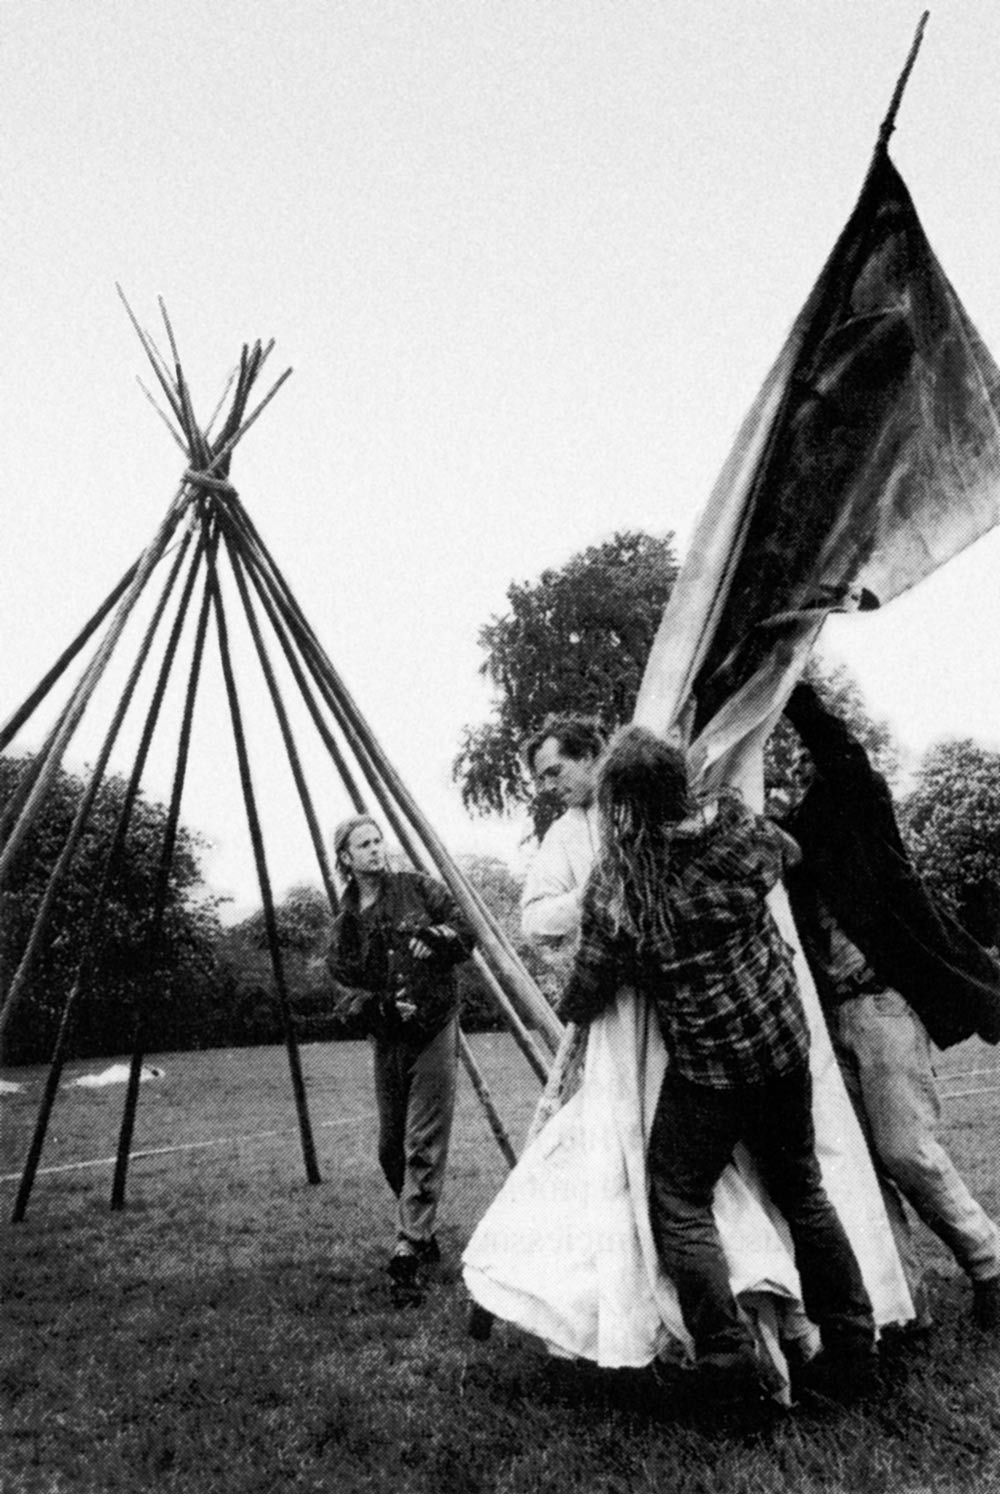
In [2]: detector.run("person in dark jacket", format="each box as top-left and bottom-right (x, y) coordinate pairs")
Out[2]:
(327, 815), (475, 1292)
(781, 681), (1000, 1330)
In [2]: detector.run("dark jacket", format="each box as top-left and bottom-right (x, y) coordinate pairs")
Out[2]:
(783, 681), (1000, 1048)
(326, 870), (475, 1042)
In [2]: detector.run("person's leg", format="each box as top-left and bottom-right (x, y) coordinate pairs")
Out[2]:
(648, 1072), (755, 1373)
(848, 993), (1000, 1289)
(397, 1017), (459, 1249)
(832, 998), (932, 1325)
(372, 1036), (408, 1199)
(743, 1064), (875, 1362)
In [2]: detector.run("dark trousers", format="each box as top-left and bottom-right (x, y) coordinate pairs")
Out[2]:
(373, 1017), (458, 1245)
(647, 1064), (875, 1370)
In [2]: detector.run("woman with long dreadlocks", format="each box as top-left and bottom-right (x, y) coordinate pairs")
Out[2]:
(558, 725), (877, 1404)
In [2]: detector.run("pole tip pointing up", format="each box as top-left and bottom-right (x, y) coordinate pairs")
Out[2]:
(879, 10), (930, 151)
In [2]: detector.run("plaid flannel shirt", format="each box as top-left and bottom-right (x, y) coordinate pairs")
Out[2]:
(560, 795), (809, 1088)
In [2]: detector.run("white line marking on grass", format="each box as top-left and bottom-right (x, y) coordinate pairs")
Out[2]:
(0, 1111), (377, 1182)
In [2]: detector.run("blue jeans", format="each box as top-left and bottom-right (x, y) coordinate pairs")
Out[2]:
(648, 1064), (875, 1370)
(832, 991), (1000, 1286)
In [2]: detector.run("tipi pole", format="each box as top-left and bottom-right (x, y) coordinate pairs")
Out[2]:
(297, 632), (562, 1050)
(879, 11), (929, 151)
(221, 525), (339, 913)
(0, 687), (95, 849)
(0, 557), (141, 752)
(217, 512), (366, 809)
(111, 538), (216, 1209)
(221, 520), (535, 1159)
(135, 375), (188, 455)
(223, 513), (453, 864)
(188, 363), (292, 481)
(120, 297), (291, 510)
(202, 366), (240, 447)
(457, 1029), (517, 1169)
(0, 491), (193, 889)
(205, 535), (321, 1185)
(0, 529), (196, 1055)
(467, 959), (547, 1083)
(116, 286), (188, 433)
(226, 520), (550, 1083)
(227, 504), (561, 1051)
(525, 1021), (589, 1145)
(11, 533), (207, 1220)
(0, 589), (153, 852)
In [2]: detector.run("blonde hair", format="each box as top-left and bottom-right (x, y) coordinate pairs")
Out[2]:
(332, 815), (382, 878)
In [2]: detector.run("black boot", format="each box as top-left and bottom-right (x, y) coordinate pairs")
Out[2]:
(793, 1343), (879, 1406)
(387, 1242), (422, 1304)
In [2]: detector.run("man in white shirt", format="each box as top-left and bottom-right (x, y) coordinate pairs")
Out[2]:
(519, 715), (605, 970)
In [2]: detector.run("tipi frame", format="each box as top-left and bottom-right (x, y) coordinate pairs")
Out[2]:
(0, 296), (561, 1224)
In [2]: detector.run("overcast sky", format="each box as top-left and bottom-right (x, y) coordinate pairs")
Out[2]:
(3, 2), (1000, 918)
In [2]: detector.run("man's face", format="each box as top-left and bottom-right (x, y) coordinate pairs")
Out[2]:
(342, 823), (387, 877)
(532, 737), (597, 810)
(765, 753), (816, 818)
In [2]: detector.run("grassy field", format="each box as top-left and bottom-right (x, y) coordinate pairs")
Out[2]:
(4, 1033), (1000, 1494)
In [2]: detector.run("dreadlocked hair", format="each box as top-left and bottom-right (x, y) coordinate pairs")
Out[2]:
(596, 725), (696, 952)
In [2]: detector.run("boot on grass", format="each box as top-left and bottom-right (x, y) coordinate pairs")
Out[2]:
(972, 1276), (1000, 1331)
(387, 1241), (422, 1305)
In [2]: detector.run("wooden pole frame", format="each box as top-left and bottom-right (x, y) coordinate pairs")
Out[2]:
(111, 533), (220, 1208)
(0, 527), (196, 1049)
(223, 510), (553, 1082)
(224, 499), (562, 1052)
(4, 304), (554, 1218)
(0, 558), (142, 754)
(221, 523), (340, 915)
(10, 532), (208, 1221)
(204, 532), (321, 1186)
(878, 11), (929, 153)
(0, 490), (193, 888)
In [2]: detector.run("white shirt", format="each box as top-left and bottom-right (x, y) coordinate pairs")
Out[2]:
(520, 804), (600, 949)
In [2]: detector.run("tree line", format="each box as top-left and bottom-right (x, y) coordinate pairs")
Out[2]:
(3, 530), (998, 1065)
(0, 758), (536, 1065)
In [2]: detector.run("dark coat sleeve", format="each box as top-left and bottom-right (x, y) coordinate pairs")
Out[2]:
(785, 680), (1000, 1047)
(784, 681), (878, 790)
(411, 874), (476, 970)
(326, 910), (365, 988)
(325, 912), (382, 1026)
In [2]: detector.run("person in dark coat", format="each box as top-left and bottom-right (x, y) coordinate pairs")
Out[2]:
(781, 681), (1000, 1329)
(327, 816), (475, 1292)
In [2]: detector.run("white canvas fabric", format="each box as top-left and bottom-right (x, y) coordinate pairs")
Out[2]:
(462, 882), (913, 1374)
(520, 805), (600, 946)
(461, 147), (1000, 1386)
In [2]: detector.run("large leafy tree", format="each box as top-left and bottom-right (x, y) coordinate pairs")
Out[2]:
(0, 755), (222, 1063)
(454, 531), (679, 818)
(225, 883), (340, 1046)
(901, 739), (1000, 944)
(453, 524), (901, 833)
(245, 882), (334, 955)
